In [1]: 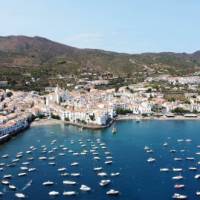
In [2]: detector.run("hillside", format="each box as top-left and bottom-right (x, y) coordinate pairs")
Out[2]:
(0, 35), (200, 91)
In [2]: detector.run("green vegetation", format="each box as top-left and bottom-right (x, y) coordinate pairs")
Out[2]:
(171, 107), (190, 114)
(116, 108), (132, 115)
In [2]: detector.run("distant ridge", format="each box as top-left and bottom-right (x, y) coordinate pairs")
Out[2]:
(0, 35), (200, 90)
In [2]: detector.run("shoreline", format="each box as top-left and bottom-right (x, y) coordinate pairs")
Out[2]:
(31, 115), (200, 128)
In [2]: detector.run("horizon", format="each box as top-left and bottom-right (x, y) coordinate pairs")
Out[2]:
(1, 0), (200, 54)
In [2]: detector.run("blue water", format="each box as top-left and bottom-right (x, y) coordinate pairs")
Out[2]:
(1, 120), (200, 200)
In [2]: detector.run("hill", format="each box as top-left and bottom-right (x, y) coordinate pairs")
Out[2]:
(0, 35), (200, 91)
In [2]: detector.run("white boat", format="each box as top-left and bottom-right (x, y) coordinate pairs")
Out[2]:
(80, 184), (91, 192)
(105, 160), (112, 165)
(63, 191), (76, 196)
(106, 189), (119, 195)
(97, 172), (107, 177)
(2, 154), (9, 158)
(186, 157), (194, 161)
(185, 139), (192, 142)
(1, 180), (9, 185)
(22, 162), (30, 165)
(18, 172), (27, 177)
(174, 158), (183, 161)
(196, 191), (200, 196)
(94, 167), (102, 171)
(94, 157), (100, 160)
(160, 168), (170, 172)
(172, 176), (183, 180)
(63, 180), (76, 185)
(61, 172), (69, 176)
(9, 184), (16, 190)
(163, 142), (168, 147)
(110, 172), (120, 176)
(195, 174), (200, 179)
(188, 167), (197, 171)
(28, 168), (36, 172)
(20, 167), (28, 171)
(38, 156), (47, 160)
(173, 168), (183, 172)
(42, 181), (54, 186)
(3, 174), (12, 179)
(172, 193), (187, 199)
(147, 157), (156, 163)
(71, 162), (79, 166)
(174, 184), (185, 189)
(99, 179), (111, 186)
(58, 168), (66, 172)
(49, 191), (59, 196)
(15, 193), (25, 198)
(71, 173), (80, 177)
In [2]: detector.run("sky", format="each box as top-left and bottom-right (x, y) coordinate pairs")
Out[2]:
(0, 0), (200, 53)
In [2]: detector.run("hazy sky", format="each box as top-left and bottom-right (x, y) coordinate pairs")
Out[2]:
(1, 0), (200, 53)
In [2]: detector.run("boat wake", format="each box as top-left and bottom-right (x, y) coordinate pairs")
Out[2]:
(22, 180), (32, 191)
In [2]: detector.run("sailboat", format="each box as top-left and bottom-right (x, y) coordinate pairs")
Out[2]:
(112, 126), (117, 134)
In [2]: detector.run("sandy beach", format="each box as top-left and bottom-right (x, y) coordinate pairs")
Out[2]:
(31, 119), (64, 127)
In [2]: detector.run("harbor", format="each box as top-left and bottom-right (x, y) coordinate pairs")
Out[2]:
(0, 121), (200, 199)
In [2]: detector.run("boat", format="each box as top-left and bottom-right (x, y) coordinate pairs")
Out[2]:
(172, 193), (187, 199)
(9, 184), (16, 190)
(174, 184), (185, 189)
(99, 179), (111, 186)
(3, 174), (12, 179)
(106, 189), (119, 195)
(49, 191), (59, 196)
(71, 162), (79, 166)
(160, 168), (170, 172)
(97, 172), (107, 177)
(163, 142), (168, 147)
(80, 184), (91, 192)
(172, 176), (183, 180)
(196, 191), (200, 196)
(147, 157), (156, 163)
(18, 172), (27, 177)
(174, 158), (183, 161)
(189, 167), (197, 171)
(1, 180), (9, 185)
(15, 193), (26, 198)
(42, 181), (54, 186)
(110, 172), (120, 176)
(58, 167), (66, 172)
(105, 160), (112, 165)
(28, 168), (36, 172)
(2, 154), (9, 158)
(63, 180), (76, 185)
(71, 173), (80, 177)
(195, 174), (200, 179)
(63, 191), (76, 196)
(94, 167), (102, 171)
(112, 126), (117, 134)
(173, 168), (183, 172)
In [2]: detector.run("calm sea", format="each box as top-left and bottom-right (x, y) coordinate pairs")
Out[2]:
(0, 120), (200, 200)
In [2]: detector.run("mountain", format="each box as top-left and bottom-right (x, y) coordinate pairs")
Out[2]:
(0, 35), (200, 91)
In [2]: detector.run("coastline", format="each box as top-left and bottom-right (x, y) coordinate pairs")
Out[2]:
(30, 115), (200, 129)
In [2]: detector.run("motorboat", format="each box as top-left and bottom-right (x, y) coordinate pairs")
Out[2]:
(80, 184), (91, 192)
(49, 191), (59, 196)
(63, 180), (76, 185)
(99, 179), (111, 186)
(106, 189), (119, 195)
(110, 172), (120, 176)
(147, 157), (156, 163)
(63, 191), (76, 196)
(160, 168), (170, 172)
(172, 176), (183, 180)
(174, 184), (185, 189)
(172, 193), (187, 199)
(42, 181), (54, 186)
(15, 193), (25, 198)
